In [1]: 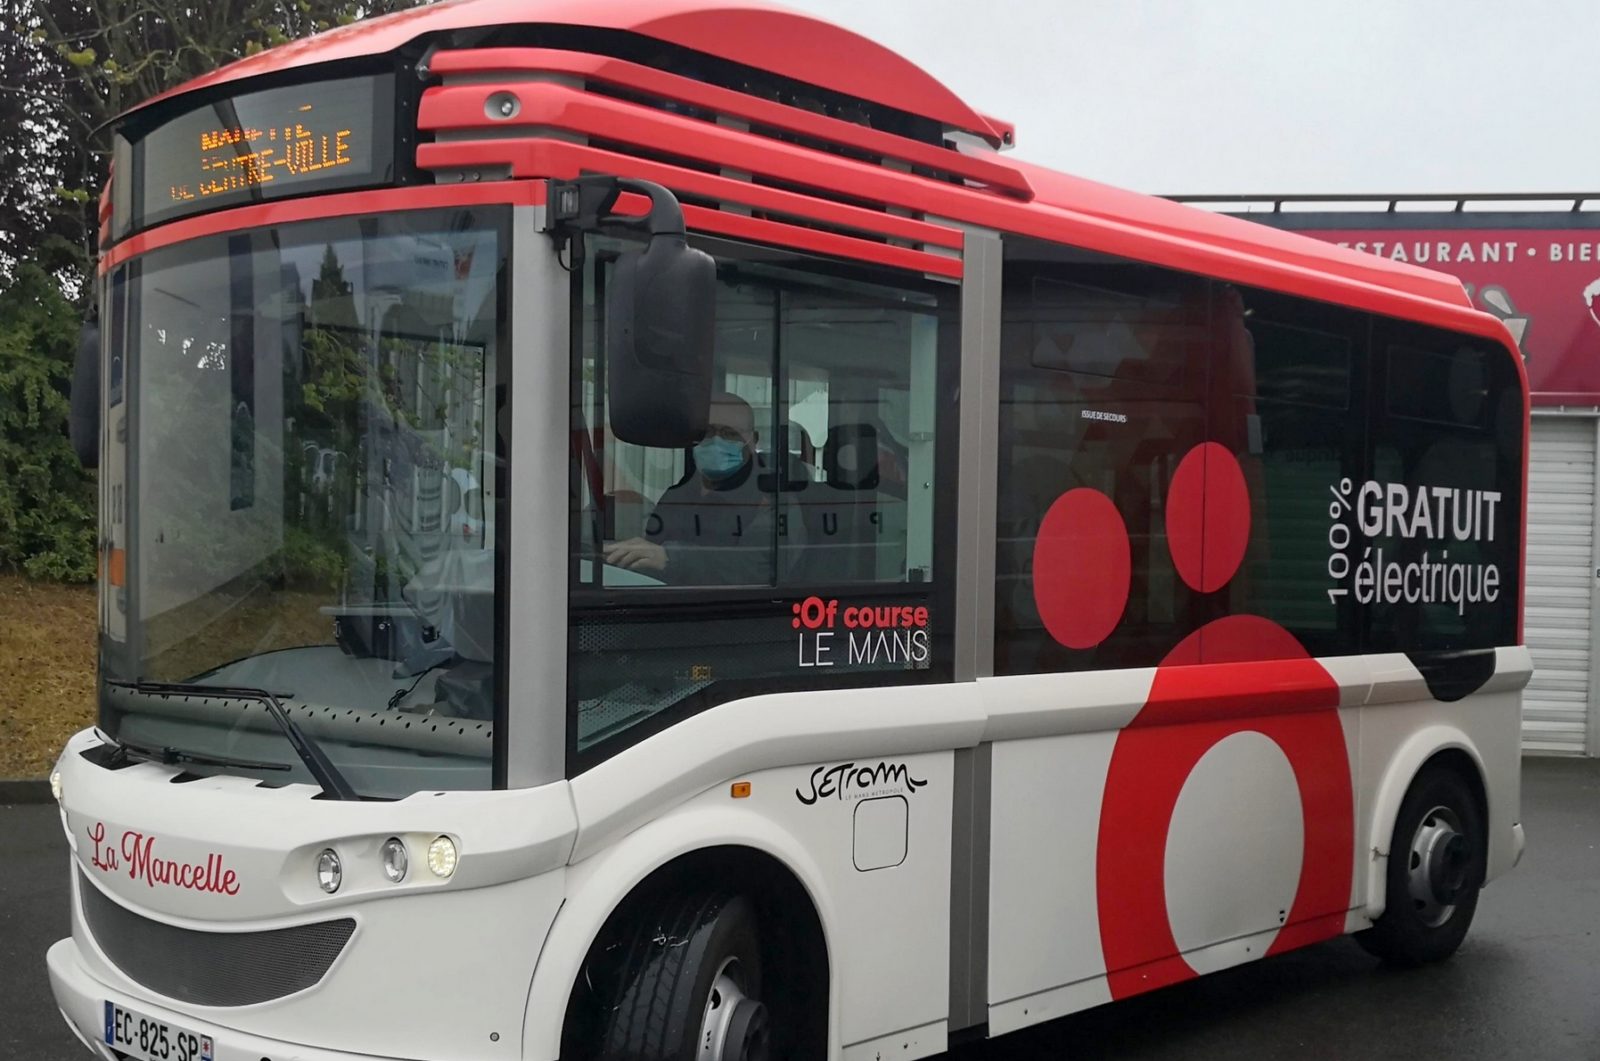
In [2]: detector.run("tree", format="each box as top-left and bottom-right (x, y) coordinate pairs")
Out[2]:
(0, 263), (96, 580)
(0, 0), (433, 583)
(1, 0), (431, 291)
(0, 3), (82, 286)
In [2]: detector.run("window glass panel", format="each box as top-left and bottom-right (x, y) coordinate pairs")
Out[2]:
(599, 273), (783, 588)
(995, 238), (1523, 671)
(1386, 342), (1493, 428)
(995, 239), (1209, 674)
(1026, 274), (1194, 393)
(1367, 326), (1522, 652)
(779, 280), (939, 584)
(1210, 286), (1365, 656)
(570, 239), (952, 762)
(109, 209), (506, 798)
(1247, 320), (1352, 410)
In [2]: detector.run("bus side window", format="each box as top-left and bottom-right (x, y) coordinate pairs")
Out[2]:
(568, 240), (952, 766)
(775, 286), (935, 586)
(994, 238), (1209, 675)
(1365, 326), (1523, 654)
(1209, 286), (1367, 658)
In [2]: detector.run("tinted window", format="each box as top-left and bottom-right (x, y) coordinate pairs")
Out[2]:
(995, 236), (1523, 673)
(1212, 286), (1367, 656)
(1366, 324), (1522, 653)
(995, 240), (1209, 674)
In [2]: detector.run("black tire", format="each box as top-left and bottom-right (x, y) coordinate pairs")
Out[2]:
(1356, 765), (1486, 966)
(596, 892), (770, 1061)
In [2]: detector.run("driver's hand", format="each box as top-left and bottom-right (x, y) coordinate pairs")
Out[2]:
(604, 537), (668, 572)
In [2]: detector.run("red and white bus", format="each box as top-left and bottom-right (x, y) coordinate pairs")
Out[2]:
(48, 3), (1529, 1060)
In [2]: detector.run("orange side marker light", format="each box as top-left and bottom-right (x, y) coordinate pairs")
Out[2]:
(730, 781), (752, 799)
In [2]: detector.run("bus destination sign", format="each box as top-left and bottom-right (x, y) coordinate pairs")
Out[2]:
(123, 74), (394, 233)
(178, 115), (357, 203)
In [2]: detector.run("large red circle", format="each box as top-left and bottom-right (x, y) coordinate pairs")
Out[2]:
(1166, 442), (1252, 594)
(1033, 488), (1131, 650)
(1094, 617), (1354, 1001)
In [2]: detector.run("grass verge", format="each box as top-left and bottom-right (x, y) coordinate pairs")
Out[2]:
(0, 573), (96, 777)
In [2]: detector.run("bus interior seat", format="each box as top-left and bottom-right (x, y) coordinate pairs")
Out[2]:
(789, 423), (905, 582)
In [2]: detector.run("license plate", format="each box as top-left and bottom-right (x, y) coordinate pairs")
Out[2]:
(103, 1000), (213, 1061)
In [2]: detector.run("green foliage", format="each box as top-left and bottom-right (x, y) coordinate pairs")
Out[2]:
(1, 0), (432, 583)
(279, 524), (348, 589)
(4, 0), (435, 288)
(0, 265), (96, 581)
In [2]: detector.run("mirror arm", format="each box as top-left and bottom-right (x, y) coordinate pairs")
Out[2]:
(550, 176), (689, 244)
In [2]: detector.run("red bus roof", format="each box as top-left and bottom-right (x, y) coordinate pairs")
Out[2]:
(126, 0), (1478, 318)
(1010, 161), (1475, 310)
(129, 0), (1008, 145)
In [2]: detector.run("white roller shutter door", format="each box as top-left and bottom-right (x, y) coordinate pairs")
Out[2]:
(1522, 415), (1597, 755)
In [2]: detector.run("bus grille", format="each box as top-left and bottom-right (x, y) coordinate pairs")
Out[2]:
(79, 873), (356, 1006)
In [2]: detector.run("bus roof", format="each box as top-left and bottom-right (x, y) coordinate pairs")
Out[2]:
(128, 0), (1008, 145)
(1010, 161), (1476, 310)
(125, 0), (1477, 317)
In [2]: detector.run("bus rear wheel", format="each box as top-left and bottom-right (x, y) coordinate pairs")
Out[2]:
(598, 891), (771, 1061)
(1356, 765), (1485, 966)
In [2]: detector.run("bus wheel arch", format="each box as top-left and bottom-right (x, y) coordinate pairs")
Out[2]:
(1358, 750), (1489, 965)
(1423, 747), (1490, 844)
(1363, 730), (1489, 922)
(559, 845), (830, 1061)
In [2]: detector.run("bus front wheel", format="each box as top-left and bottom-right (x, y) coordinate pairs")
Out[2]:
(1357, 765), (1486, 966)
(597, 891), (771, 1061)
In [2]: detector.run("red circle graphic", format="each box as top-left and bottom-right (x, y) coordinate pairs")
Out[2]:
(1033, 488), (1132, 650)
(1095, 617), (1354, 1001)
(1166, 442), (1252, 594)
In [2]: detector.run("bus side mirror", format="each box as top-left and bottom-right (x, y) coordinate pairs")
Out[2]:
(70, 322), (100, 468)
(606, 233), (715, 448)
(553, 176), (714, 448)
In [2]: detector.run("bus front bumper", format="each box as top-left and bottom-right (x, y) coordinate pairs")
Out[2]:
(49, 937), (402, 1061)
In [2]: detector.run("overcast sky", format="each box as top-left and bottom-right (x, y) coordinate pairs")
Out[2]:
(779, 0), (1599, 198)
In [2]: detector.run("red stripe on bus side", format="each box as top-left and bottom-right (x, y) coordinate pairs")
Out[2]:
(99, 182), (544, 272)
(418, 82), (1006, 229)
(599, 180), (959, 279)
(679, 204), (961, 278)
(424, 47), (1033, 199)
(416, 138), (965, 251)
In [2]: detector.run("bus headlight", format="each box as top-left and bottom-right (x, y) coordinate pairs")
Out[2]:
(426, 835), (457, 879)
(316, 848), (342, 894)
(380, 837), (408, 883)
(49, 770), (63, 802)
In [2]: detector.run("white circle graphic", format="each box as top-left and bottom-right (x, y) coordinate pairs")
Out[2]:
(1163, 730), (1304, 974)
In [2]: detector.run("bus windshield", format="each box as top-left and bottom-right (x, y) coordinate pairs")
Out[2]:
(99, 208), (506, 798)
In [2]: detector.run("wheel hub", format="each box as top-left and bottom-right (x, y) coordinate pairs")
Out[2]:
(699, 959), (769, 1061)
(723, 999), (770, 1061)
(1406, 805), (1473, 928)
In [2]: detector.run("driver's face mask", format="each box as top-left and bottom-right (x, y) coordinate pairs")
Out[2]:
(693, 434), (747, 480)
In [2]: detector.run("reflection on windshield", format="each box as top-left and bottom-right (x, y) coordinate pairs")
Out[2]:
(106, 209), (504, 798)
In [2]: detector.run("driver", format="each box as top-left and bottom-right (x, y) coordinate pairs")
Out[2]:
(604, 393), (778, 584)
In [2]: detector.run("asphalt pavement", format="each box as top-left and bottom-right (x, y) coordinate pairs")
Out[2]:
(4, 757), (1597, 1061)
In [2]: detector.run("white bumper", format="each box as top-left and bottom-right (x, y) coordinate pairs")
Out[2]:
(48, 730), (579, 1061)
(50, 937), (392, 1061)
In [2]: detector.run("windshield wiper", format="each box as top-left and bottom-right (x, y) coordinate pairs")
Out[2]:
(103, 732), (291, 773)
(108, 680), (359, 801)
